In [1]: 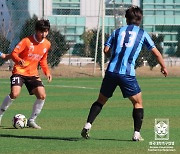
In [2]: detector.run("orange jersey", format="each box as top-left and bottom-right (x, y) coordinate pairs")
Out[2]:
(11, 35), (51, 76)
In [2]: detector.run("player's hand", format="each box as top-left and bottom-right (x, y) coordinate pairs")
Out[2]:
(47, 74), (52, 83)
(161, 67), (168, 77)
(3, 54), (11, 60)
(0, 53), (6, 59)
(5, 54), (11, 60)
(18, 59), (25, 67)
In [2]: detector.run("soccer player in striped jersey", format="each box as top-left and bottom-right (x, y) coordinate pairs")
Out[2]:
(0, 19), (52, 129)
(81, 6), (168, 141)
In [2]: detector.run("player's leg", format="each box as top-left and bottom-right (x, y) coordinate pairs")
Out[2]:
(0, 75), (23, 126)
(81, 72), (117, 139)
(26, 77), (45, 129)
(81, 93), (108, 138)
(129, 92), (144, 141)
(120, 75), (143, 141)
(81, 84), (109, 139)
(87, 93), (108, 124)
(30, 86), (46, 121)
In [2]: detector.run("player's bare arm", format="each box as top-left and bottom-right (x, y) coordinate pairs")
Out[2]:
(0, 52), (11, 60)
(4, 54), (11, 60)
(47, 74), (52, 83)
(104, 46), (111, 58)
(151, 47), (168, 77)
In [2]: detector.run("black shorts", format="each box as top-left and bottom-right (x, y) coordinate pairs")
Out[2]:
(10, 74), (44, 95)
(100, 71), (141, 98)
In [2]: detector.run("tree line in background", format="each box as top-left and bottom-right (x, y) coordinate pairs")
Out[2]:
(0, 15), (180, 70)
(0, 35), (10, 66)
(135, 34), (164, 70)
(77, 30), (164, 70)
(175, 29), (180, 57)
(0, 15), (69, 68)
(73, 29), (109, 68)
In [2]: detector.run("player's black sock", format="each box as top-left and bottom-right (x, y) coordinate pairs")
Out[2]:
(87, 101), (103, 124)
(133, 108), (144, 132)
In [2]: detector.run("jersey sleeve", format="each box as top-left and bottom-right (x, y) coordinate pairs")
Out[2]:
(39, 43), (51, 76)
(104, 30), (116, 48)
(143, 32), (156, 50)
(11, 38), (27, 63)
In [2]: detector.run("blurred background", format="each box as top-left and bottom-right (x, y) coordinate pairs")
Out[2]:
(1, 0), (180, 77)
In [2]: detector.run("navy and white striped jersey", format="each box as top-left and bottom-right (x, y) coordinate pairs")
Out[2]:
(105, 24), (155, 76)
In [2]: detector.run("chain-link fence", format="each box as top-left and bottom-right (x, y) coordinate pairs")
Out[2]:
(1, 0), (180, 78)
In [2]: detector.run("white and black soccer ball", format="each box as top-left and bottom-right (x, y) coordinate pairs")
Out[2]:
(12, 114), (27, 129)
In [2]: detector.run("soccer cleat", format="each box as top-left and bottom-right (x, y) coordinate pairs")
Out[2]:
(81, 128), (90, 139)
(132, 131), (144, 141)
(27, 120), (41, 129)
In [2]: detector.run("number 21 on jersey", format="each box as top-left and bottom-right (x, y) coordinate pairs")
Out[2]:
(120, 31), (137, 47)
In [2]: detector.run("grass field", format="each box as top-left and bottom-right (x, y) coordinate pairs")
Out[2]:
(0, 77), (179, 154)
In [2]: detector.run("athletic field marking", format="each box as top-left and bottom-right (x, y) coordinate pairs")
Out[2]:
(0, 81), (98, 90)
(0, 81), (9, 84)
(46, 84), (98, 90)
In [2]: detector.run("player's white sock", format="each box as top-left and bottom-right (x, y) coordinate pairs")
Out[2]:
(29, 99), (45, 121)
(134, 131), (140, 136)
(84, 122), (92, 130)
(0, 95), (13, 116)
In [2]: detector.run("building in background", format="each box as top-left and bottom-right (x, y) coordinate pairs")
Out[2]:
(0, 0), (12, 41)
(48, 0), (85, 46)
(141, 0), (180, 54)
(0, 0), (51, 50)
(47, 0), (180, 55)
(47, 0), (133, 52)
(1, 0), (180, 55)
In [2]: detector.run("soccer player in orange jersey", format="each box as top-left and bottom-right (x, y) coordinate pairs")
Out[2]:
(0, 19), (52, 129)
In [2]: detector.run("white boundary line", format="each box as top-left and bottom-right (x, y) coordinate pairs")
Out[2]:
(0, 81), (98, 90)
(46, 84), (97, 90)
(0, 81), (9, 84)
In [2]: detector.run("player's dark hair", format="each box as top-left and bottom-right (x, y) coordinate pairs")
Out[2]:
(35, 19), (50, 32)
(125, 5), (143, 26)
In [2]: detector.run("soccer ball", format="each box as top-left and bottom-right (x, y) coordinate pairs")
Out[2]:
(12, 114), (27, 129)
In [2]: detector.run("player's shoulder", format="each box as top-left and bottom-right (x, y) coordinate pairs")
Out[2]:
(44, 38), (51, 46)
(141, 29), (150, 37)
(20, 36), (32, 44)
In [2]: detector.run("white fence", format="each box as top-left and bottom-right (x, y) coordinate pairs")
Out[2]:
(60, 57), (180, 67)
(164, 57), (180, 67)
(2, 57), (180, 71)
(60, 57), (94, 66)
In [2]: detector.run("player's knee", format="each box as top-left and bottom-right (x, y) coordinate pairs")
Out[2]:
(132, 99), (142, 104)
(133, 100), (143, 108)
(136, 99), (143, 104)
(97, 93), (108, 105)
(38, 93), (46, 100)
(10, 92), (20, 99)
